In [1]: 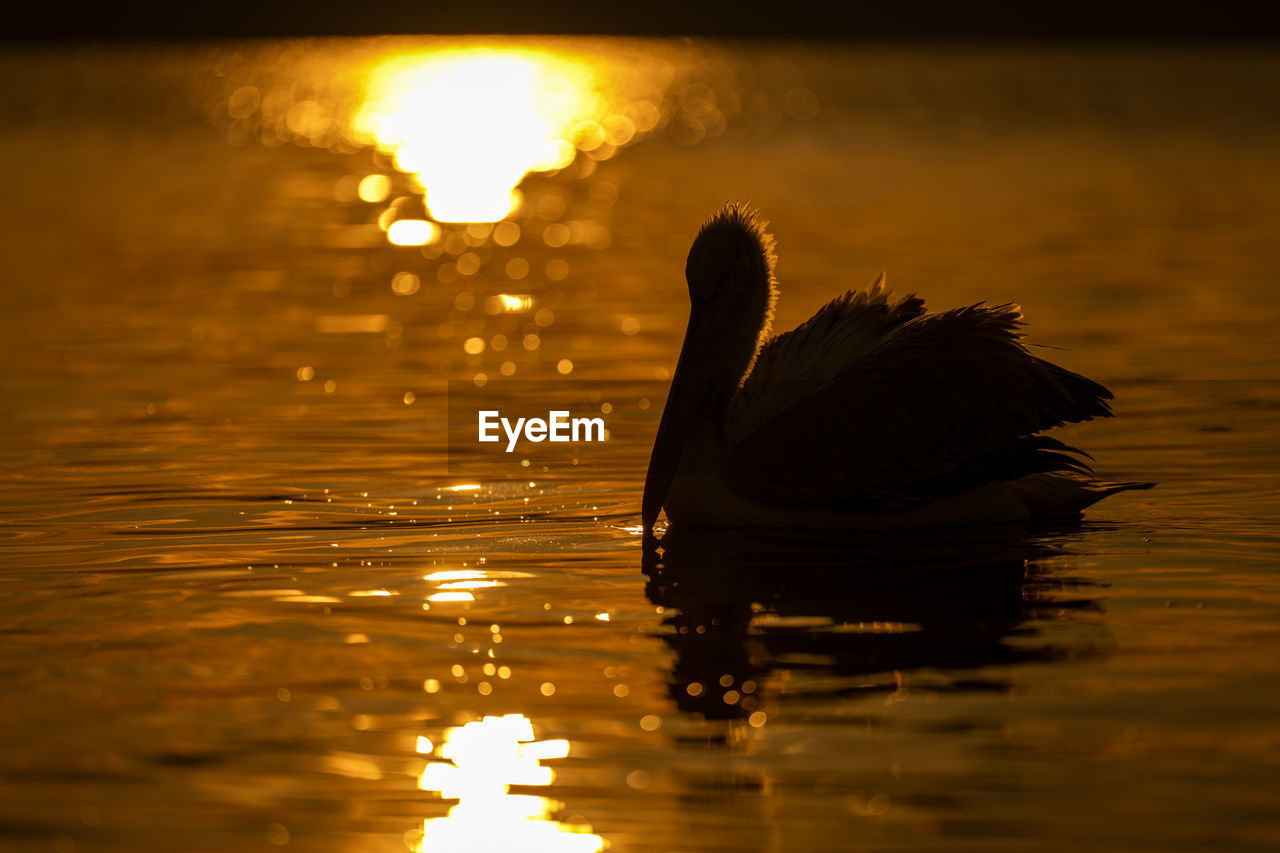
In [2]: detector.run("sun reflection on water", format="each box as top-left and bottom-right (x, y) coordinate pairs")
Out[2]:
(414, 714), (604, 852)
(353, 48), (635, 224)
(424, 567), (535, 605)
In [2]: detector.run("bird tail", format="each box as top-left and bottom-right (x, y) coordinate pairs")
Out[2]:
(1010, 473), (1155, 518)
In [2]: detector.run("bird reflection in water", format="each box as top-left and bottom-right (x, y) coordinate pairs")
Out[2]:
(642, 524), (1107, 727)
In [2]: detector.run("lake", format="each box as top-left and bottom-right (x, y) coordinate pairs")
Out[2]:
(1, 37), (1278, 852)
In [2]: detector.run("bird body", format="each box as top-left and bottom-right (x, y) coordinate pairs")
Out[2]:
(642, 203), (1152, 532)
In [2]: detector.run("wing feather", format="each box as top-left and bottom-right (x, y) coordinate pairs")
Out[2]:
(725, 301), (1114, 507)
(727, 274), (924, 449)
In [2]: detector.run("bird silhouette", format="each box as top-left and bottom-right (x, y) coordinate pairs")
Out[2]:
(642, 203), (1152, 532)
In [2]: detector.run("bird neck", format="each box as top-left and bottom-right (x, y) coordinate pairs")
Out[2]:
(725, 279), (776, 388)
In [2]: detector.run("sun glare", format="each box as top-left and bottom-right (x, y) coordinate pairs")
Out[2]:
(414, 714), (604, 852)
(354, 48), (605, 223)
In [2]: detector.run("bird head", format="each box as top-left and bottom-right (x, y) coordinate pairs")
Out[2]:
(685, 202), (777, 307)
(643, 203), (780, 533)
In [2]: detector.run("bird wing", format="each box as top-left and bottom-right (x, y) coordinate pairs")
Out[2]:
(725, 299), (1113, 508)
(727, 273), (925, 449)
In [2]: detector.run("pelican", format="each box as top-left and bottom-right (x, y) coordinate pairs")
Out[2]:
(642, 203), (1152, 533)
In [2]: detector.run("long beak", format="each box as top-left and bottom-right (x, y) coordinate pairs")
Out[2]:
(642, 306), (725, 533)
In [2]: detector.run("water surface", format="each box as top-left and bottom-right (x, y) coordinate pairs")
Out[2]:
(1, 38), (1279, 852)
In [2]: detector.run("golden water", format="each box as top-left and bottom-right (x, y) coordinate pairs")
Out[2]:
(1, 39), (1279, 852)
